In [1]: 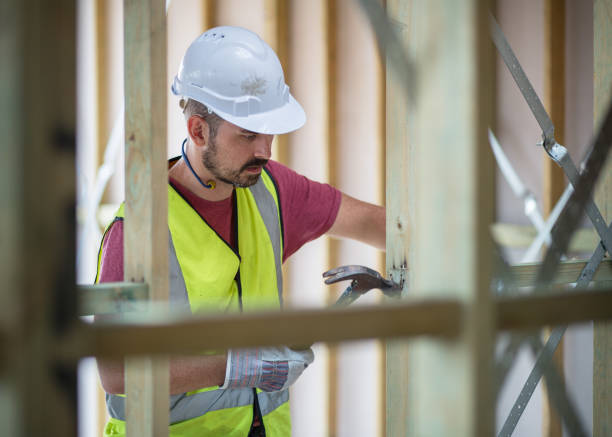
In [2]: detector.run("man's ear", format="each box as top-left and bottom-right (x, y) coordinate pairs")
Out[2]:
(187, 115), (209, 147)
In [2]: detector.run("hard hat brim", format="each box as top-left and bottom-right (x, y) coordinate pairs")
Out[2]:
(212, 94), (306, 135)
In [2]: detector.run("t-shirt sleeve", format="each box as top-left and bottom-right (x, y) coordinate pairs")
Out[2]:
(97, 219), (125, 283)
(266, 161), (342, 262)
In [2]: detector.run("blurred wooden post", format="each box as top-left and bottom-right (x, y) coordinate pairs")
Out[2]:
(265, 0), (290, 166)
(388, 1), (495, 435)
(542, 1), (565, 436)
(594, 1), (612, 435)
(385, 0), (411, 435)
(124, 0), (169, 435)
(94, 1), (112, 430)
(202, 0), (217, 30)
(0, 0), (77, 435)
(324, 1), (340, 435)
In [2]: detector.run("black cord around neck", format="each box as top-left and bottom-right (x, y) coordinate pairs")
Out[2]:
(181, 138), (215, 190)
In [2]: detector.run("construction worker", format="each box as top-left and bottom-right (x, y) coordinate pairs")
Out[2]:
(95, 26), (385, 437)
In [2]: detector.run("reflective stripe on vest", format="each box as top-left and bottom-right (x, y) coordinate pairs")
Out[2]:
(106, 387), (289, 424)
(98, 169), (289, 434)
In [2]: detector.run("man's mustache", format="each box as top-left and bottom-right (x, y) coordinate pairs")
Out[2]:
(241, 159), (269, 171)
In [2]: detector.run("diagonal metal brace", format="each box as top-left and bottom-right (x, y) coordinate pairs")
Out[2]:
(489, 13), (612, 261)
(489, 13), (555, 148)
(497, 228), (610, 436)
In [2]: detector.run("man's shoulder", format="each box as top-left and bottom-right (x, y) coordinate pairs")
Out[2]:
(264, 160), (303, 188)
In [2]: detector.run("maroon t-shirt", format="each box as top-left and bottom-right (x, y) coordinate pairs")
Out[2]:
(97, 160), (341, 282)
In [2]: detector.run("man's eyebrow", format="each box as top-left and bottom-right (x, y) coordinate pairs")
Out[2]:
(240, 129), (257, 134)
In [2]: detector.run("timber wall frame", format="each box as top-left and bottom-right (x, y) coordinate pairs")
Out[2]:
(2, 1), (612, 437)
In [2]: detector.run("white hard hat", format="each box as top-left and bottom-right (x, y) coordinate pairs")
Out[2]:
(172, 26), (306, 135)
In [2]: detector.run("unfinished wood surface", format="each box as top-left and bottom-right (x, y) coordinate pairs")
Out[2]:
(509, 258), (612, 287)
(385, 1), (412, 435)
(65, 286), (612, 361)
(0, 0), (77, 435)
(594, 1), (612, 435)
(123, 0), (169, 435)
(95, 0), (110, 174)
(202, 0), (217, 28)
(68, 299), (462, 359)
(497, 287), (612, 332)
(542, 3), (566, 433)
(263, 0), (292, 306)
(265, 0), (290, 166)
(491, 222), (600, 252)
(78, 282), (149, 315)
(407, 1), (495, 435)
(324, 1), (339, 435)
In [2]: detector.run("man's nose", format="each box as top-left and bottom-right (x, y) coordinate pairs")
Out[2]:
(253, 134), (274, 159)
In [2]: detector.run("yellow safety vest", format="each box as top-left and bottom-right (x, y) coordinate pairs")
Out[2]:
(96, 169), (290, 437)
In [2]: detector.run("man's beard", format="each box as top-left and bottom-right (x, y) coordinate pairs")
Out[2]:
(202, 137), (268, 188)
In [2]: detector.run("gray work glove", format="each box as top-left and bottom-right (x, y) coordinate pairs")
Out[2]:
(221, 346), (314, 392)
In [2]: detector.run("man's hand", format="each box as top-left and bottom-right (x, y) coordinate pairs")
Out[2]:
(222, 346), (314, 392)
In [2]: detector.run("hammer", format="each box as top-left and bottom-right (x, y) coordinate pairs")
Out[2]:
(323, 264), (402, 306)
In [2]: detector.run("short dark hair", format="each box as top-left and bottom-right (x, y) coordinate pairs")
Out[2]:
(181, 98), (223, 140)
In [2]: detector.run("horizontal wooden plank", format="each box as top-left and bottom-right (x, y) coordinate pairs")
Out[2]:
(78, 282), (148, 315)
(60, 299), (463, 359)
(492, 222), (599, 252)
(509, 258), (612, 286)
(497, 287), (612, 331)
(55, 286), (612, 360)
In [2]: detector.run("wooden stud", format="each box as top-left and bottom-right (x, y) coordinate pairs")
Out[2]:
(543, 0), (567, 217)
(95, 0), (110, 175)
(542, 2), (566, 433)
(123, 0), (169, 435)
(377, 3), (387, 435)
(263, 0), (292, 303)
(403, 1), (495, 435)
(202, 0), (217, 29)
(0, 0), (78, 435)
(384, 2), (412, 435)
(265, 0), (290, 166)
(324, 1), (339, 435)
(594, 1), (612, 435)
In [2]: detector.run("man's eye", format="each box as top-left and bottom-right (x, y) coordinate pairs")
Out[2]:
(244, 134), (257, 141)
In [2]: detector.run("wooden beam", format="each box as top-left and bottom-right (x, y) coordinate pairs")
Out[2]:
(385, 1), (411, 435)
(324, 1), (339, 435)
(509, 258), (612, 287)
(594, 1), (612, 435)
(497, 288), (612, 332)
(95, 0), (110, 175)
(543, 0), (567, 217)
(491, 222), (600, 252)
(78, 282), (149, 315)
(202, 0), (217, 29)
(123, 0), (169, 435)
(542, 2), (566, 433)
(57, 287), (612, 361)
(0, 0), (78, 435)
(407, 0), (495, 435)
(265, 0), (290, 166)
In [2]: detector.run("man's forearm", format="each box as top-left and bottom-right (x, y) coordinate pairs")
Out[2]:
(98, 354), (227, 395)
(328, 193), (386, 250)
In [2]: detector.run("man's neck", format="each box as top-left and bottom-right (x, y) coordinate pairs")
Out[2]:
(169, 158), (234, 202)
